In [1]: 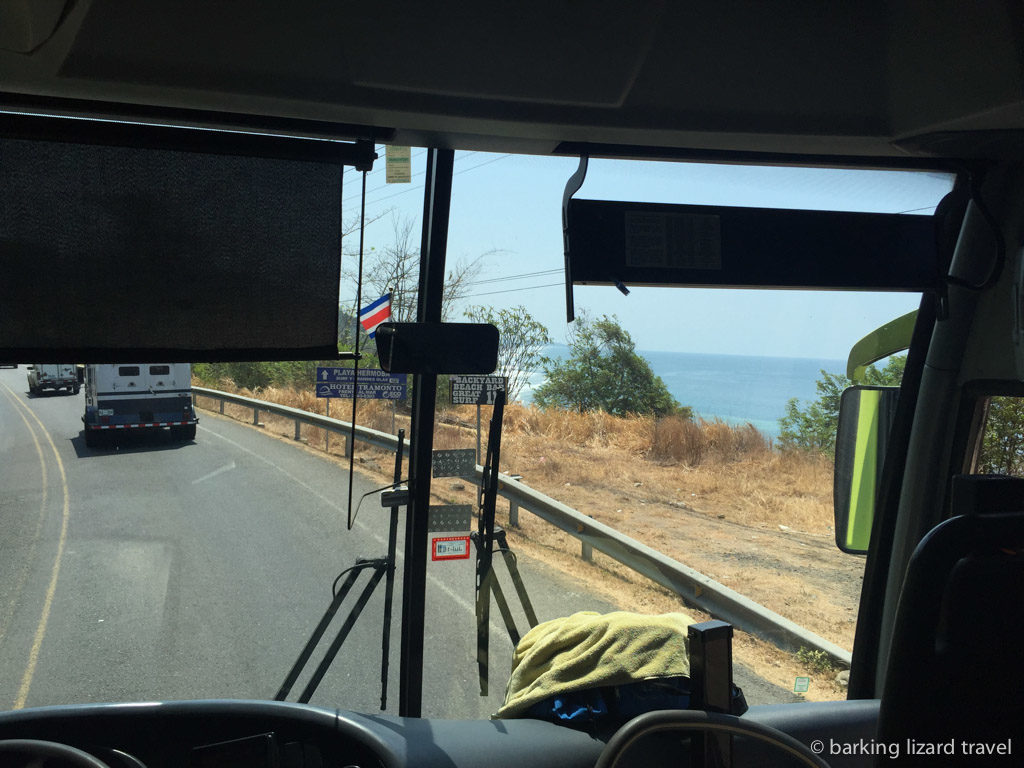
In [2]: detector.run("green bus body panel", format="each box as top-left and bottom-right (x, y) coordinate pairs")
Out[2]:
(846, 389), (881, 551)
(847, 310), (917, 381)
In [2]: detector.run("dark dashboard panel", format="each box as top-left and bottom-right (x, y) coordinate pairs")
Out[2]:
(0, 700), (880, 768)
(0, 701), (388, 768)
(0, 700), (607, 768)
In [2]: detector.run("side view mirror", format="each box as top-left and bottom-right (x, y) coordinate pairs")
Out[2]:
(833, 386), (899, 554)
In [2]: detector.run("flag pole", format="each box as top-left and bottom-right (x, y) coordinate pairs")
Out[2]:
(346, 169), (368, 529)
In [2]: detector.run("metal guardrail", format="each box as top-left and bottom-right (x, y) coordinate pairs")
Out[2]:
(193, 386), (399, 456)
(192, 386), (852, 668)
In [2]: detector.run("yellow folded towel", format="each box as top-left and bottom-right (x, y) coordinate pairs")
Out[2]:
(496, 610), (694, 719)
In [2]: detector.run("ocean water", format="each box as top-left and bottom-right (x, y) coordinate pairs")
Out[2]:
(523, 347), (845, 439)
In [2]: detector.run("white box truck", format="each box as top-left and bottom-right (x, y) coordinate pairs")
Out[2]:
(27, 364), (80, 395)
(82, 363), (197, 447)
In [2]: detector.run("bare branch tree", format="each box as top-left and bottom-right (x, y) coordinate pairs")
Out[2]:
(342, 206), (391, 239)
(342, 213), (491, 335)
(359, 215), (420, 322)
(441, 249), (497, 320)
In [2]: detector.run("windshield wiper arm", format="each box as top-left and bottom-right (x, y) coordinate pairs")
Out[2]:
(472, 391), (538, 696)
(275, 430), (407, 708)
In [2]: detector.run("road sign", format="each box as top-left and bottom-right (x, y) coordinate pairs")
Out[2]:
(432, 449), (476, 478)
(450, 374), (506, 405)
(316, 367), (407, 399)
(432, 536), (471, 561)
(427, 505), (473, 533)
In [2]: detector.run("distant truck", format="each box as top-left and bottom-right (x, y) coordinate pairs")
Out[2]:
(27, 364), (80, 395)
(82, 363), (198, 447)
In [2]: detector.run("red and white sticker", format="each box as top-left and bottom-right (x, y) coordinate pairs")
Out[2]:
(431, 535), (470, 561)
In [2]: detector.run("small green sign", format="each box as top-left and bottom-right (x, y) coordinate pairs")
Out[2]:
(794, 677), (810, 693)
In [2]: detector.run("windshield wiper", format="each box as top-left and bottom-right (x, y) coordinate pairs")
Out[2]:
(472, 391), (538, 696)
(275, 430), (406, 708)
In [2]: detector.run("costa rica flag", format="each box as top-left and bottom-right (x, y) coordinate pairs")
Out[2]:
(359, 293), (392, 339)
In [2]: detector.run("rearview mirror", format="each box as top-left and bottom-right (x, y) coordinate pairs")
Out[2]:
(375, 323), (499, 375)
(834, 386), (899, 554)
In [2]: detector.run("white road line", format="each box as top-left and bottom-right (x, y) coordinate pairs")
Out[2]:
(197, 423), (502, 630)
(191, 462), (236, 485)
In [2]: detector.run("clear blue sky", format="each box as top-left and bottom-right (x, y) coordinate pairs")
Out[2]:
(339, 150), (953, 360)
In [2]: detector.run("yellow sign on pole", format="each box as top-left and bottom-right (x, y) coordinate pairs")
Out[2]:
(385, 145), (411, 183)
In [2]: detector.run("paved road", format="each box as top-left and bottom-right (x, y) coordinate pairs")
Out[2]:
(0, 368), (792, 721)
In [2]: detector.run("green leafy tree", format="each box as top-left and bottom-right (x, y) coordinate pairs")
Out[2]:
(779, 355), (1024, 469)
(193, 360), (337, 391)
(778, 354), (906, 454)
(533, 312), (685, 417)
(978, 397), (1024, 475)
(463, 305), (552, 401)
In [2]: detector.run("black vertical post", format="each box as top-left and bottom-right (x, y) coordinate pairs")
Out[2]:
(380, 429), (405, 711)
(688, 620), (734, 768)
(398, 148), (455, 718)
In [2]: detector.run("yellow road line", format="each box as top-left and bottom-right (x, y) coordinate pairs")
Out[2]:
(0, 386), (48, 649)
(0, 382), (71, 710)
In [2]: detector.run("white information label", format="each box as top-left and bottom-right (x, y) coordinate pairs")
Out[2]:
(385, 145), (412, 183)
(432, 535), (471, 561)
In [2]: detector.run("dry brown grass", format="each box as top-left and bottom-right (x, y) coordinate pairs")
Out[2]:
(194, 380), (854, 701)
(647, 415), (771, 467)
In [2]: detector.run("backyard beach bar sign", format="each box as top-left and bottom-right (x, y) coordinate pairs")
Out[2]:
(450, 375), (506, 405)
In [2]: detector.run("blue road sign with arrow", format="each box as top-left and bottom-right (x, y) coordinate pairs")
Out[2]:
(316, 368), (407, 399)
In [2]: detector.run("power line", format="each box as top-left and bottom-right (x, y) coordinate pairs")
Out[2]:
(342, 152), (434, 205)
(341, 148), (425, 202)
(455, 153), (513, 177)
(355, 146), (428, 176)
(343, 150), (481, 206)
(356, 153), (513, 208)
(463, 280), (564, 299)
(343, 170), (426, 206)
(463, 268), (563, 288)
(357, 153), (489, 207)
